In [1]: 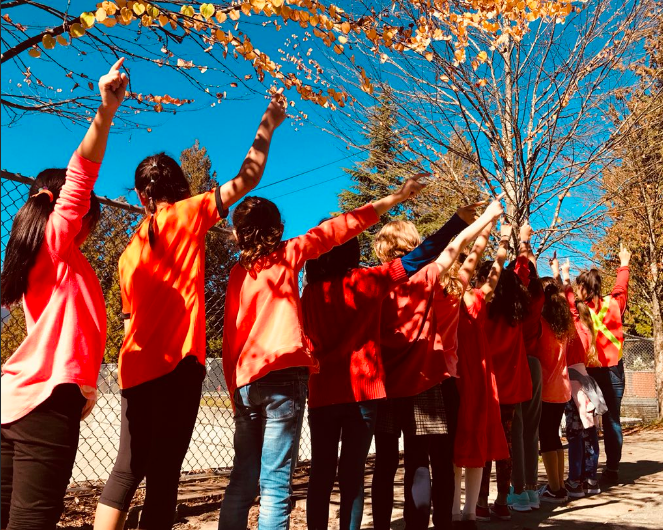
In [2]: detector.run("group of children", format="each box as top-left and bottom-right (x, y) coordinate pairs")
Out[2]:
(0, 61), (631, 530)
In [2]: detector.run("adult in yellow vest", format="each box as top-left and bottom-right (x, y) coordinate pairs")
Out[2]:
(576, 244), (631, 483)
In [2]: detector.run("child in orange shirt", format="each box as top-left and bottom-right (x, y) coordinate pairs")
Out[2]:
(94, 92), (287, 530)
(219, 176), (429, 530)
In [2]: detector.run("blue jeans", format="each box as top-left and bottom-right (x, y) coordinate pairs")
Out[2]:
(307, 401), (378, 530)
(587, 360), (625, 471)
(565, 400), (599, 482)
(219, 368), (308, 530)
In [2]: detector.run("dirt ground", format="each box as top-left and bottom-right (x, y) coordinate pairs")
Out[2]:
(57, 423), (663, 530)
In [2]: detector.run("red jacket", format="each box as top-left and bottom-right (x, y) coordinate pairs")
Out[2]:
(223, 204), (379, 399)
(587, 266), (629, 367)
(303, 260), (408, 408)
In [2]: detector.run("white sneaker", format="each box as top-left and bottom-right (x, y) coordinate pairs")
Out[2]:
(526, 489), (540, 509)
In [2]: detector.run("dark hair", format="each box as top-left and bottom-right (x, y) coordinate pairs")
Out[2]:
(232, 196), (284, 270)
(576, 269), (602, 301)
(1, 168), (100, 306)
(305, 236), (360, 284)
(479, 263), (530, 326)
(135, 153), (191, 248)
(540, 277), (575, 339)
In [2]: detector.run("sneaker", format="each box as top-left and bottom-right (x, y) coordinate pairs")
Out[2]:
(564, 479), (585, 498)
(526, 489), (540, 510)
(602, 469), (619, 483)
(490, 503), (511, 521)
(506, 490), (532, 512)
(475, 505), (490, 522)
(584, 479), (601, 495)
(538, 484), (568, 504)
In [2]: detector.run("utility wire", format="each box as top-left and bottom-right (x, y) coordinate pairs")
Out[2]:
(271, 174), (348, 199)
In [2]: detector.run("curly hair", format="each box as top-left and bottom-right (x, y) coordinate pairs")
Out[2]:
(373, 220), (421, 263)
(540, 277), (575, 339)
(232, 196), (284, 270)
(439, 255), (466, 298)
(479, 263), (531, 326)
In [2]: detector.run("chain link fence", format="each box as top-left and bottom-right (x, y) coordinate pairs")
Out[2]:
(622, 334), (658, 421)
(1, 171), (315, 488)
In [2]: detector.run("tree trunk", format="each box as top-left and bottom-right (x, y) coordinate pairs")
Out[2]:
(651, 285), (663, 420)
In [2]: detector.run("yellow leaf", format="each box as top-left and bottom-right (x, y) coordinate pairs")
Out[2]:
(119, 7), (134, 24)
(180, 5), (194, 17)
(215, 10), (227, 23)
(70, 22), (86, 38)
(159, 14), (169, 26)
(333, 43), (343, 54)
(200, 3), (215, 20)
(341, 21), (350, 33)
(215, 28), (227, 42)
(133, 2), (145, 16)
(366, 28), (377, 41)
(229, 9), (240, 21)
(272, 0), (284, 6)
(454, 49), (465, 62)
(337, 34), (347, 44)
(424, 51), (434, 61)
(102, 1), (119, 16)
(95, 7), (108, 22)
(141, 14), (153, 26)
(56, 35), (69, 46)
(80, 12), (96, 28)
(28, 47), (41, 58)
(477, 50), (488, 62)
(42, 34), (56, 49)
(241, 3), (251, 16)
(251, 0), (266, 11)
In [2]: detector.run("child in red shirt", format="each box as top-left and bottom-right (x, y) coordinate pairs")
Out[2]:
(302, 199), (505, 530)
(219, 176), (429, 530)
(94, 91), (287, 530)
(1, 60), (127, 530)
(452, 223), (511, 529)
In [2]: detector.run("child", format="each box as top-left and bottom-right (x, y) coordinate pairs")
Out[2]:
(371, 204), (484, 530)
(1, 59), (128, 530)
(554, 258), (607, 497)
(452, 223), (512, 529)
(219, 176), (427, 530)
(535, 272), (574, 503)
(303, 200), (504, 530)
(475, 227), (536, 521)
(576, 245), (631, 482)
(93, 91), (287, 530)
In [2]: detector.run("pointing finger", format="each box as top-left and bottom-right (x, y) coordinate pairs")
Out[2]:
(111, 57), (125, 72)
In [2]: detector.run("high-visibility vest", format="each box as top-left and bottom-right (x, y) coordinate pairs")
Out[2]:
(589, 295), (624, 367)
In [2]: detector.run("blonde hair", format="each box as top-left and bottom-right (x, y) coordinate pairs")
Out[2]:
(374, 220), (421, 263)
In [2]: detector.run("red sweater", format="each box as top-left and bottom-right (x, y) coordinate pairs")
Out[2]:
(380, 264), (456, 399)
(223, 204), (379, 399)
(564, 286), (591, 367)
(303, 260), (408, 408)
(536, 320), (572, 403)
(2, 153), (107, 424)
(587, 266), (629, 367)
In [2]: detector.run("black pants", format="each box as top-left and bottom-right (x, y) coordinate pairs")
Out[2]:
(1, 384), (85, 530)
(539, 402), (566, 453)
(99, 357), (205, 529)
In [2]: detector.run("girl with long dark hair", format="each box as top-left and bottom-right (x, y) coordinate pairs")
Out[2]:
(93, 91), (287, 530)
(1, 59), (128, 530)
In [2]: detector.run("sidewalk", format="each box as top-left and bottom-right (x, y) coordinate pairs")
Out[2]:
(187, 429), (663, 530)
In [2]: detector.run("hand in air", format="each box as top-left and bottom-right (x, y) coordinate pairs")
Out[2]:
(99, 57), (129, 115)
(618, 242), (632, 267)
(396, 172), (429, 202)
(519, 222), (533, 242)
(561, 258), (571, 279)
(265, 87), (288, 129)
(484, 192), (505, 220)
(456, 201), (486, 224)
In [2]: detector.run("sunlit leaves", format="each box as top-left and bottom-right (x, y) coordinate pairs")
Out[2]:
(42, 34), (56, 50)
(69, 23), (86, 39)
(28, 47), (41, 58)
(200, 3), (215, 20)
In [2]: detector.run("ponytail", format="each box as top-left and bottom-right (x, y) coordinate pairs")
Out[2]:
(134, 153), (191, 249)
(540, 277), (575, 339)
(1, 168), (100, 306)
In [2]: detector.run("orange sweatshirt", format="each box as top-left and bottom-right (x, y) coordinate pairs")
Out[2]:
(222, 204), (379, 398)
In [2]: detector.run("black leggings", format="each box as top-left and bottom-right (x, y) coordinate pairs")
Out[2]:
(1, 384), (85, 530)
(99, 357), (205, 529)
(539, 402), (566, 453)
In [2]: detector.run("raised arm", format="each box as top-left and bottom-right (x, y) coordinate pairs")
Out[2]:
(371, 173), (427, 216)
(480, 223), (511, 301)
(561, 258), (572, 286)
(435, 194), (505, 274)
(550, 251), (561, 285)
(458, 222), (493, 286)
(612, 243), (631, 314)
(518, 222), (536, 269)
(77, 57), (128, 162)
(218, 90), (287, 209)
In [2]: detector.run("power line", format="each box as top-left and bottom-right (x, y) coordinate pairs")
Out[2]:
(254, 150), (364, 191)
(271, 174), (348, 199)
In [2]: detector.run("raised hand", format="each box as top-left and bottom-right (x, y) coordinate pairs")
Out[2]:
(550, 250), (560, 280)
(484, 192), (505, 220)
(561, 258), (571, 283)
(396, 172), (429, 202)
(264, 88), (287, 129)
(99, 57), (129, 115)
(619, 242), (632, 267)
(456, 201), (486, 224)
(519, 222), (533, 243)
